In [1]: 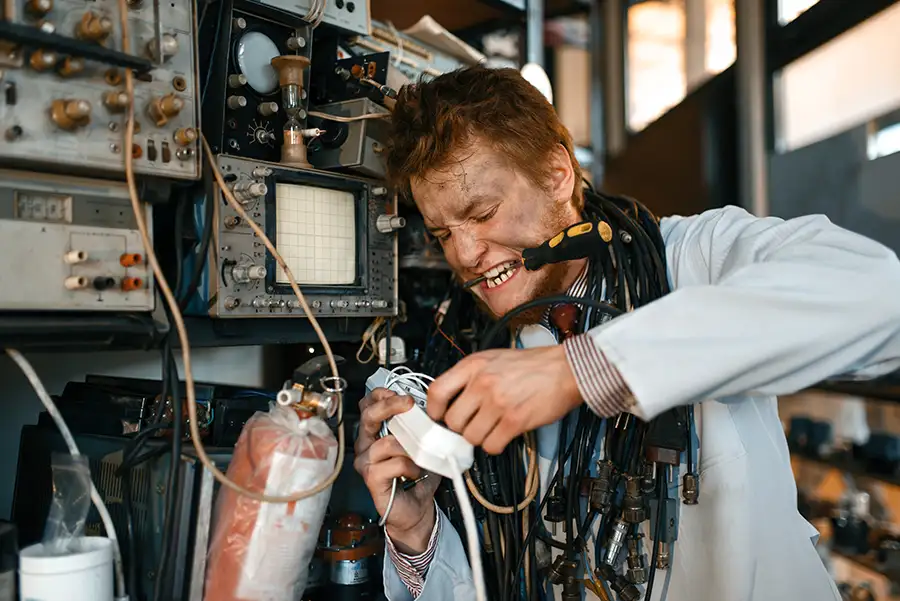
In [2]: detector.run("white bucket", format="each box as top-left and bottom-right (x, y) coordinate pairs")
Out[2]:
(18, 537), (113, 601)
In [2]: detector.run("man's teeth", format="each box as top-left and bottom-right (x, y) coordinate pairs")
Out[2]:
(485, 264), (518, 288)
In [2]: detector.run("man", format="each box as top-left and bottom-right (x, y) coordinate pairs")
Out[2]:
(353, 66), (900, 601)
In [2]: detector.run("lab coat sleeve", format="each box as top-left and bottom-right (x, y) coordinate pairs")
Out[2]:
(383, 508), (475, 601)
(581, 205), (900, 420)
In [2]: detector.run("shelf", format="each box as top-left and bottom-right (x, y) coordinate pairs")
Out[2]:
(814, 374), (900, 403)
(371, 0), (589, 38)
(791, 450), (900, 489)
(184, 315), (373, 348)
(0, 311), (376, 351)
(0, 311), (162, 353)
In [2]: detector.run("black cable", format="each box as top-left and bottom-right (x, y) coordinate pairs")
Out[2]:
(152, 343), (183, 601)
(644, 471), (666, 601)
(201, 0), (225, 103)
(508, 433), (579, 601)
(686, 405), (695, 474)
(173, 187), (186, 300)
(178, 187), (214, 311)
(122, 468), (139, 599)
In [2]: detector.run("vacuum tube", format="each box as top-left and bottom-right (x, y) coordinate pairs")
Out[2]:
(270, 55), (313, 168)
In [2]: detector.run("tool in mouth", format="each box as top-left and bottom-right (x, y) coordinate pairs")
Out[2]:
(462, 259), (524, 289)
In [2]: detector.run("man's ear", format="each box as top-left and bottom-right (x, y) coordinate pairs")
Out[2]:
(547, 144), (576, 206)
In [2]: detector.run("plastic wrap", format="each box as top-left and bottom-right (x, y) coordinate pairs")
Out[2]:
(42, 454), (92, 556)
(204, 404), (337, 601)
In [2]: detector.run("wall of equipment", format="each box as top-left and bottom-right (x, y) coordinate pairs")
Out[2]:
(0, 0), (507, 598)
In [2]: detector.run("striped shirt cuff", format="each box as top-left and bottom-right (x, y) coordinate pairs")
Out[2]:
(384, 503), (442, 598)
(563, 333), (633, 417)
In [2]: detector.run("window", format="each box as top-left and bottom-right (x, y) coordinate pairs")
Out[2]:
(627, 1), (686, 132)
(778, 0), (820, 25)
(775, 3), (900, 152)
(627, 0), (734, 132)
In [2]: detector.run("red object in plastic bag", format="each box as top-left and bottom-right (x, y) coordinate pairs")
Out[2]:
(204, 405), (337, 601)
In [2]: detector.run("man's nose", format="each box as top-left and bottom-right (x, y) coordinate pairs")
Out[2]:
(452, 228), (488, 270)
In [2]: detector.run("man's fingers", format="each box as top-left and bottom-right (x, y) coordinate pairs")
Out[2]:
(359, 393), (414, 440)
(366, 435), (409, 464)
(461, 405), (502, 448)
(358, 387), (398, 412)
(443, 388), (480, 434)
(482, 416), (518, 455)
(369, 457), (422, 491)
(427, 355), (481, 421)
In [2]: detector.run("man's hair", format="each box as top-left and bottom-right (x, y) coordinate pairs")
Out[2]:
(385, 65), (584, 210)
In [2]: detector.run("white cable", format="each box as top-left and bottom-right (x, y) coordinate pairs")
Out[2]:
(378, 478), (398, 527)
(448, 456), (487, 601)
(6, 349), (128, 601)
(376, 367), (485, 601)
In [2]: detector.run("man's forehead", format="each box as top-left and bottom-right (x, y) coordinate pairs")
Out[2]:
(413, 159), (510, 227)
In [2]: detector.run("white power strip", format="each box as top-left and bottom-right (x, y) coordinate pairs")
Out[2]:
(364, 366), (486, 601)
(365, 367), (474, 479)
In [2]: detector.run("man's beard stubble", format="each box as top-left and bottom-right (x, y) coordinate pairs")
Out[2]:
(468, 200), (579, 329)
(471, 259), (573, 328)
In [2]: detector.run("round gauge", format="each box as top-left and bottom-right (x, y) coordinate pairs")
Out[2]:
(235, 31), (280, 95)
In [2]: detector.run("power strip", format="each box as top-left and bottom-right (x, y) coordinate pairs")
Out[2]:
(365, 366), (486, 601)
(365, 367), (474, 479)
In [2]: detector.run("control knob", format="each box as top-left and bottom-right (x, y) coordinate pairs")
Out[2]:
(231, 264), (267, 284)
(174, 127), (197, 146)
(330, 300), (349, 309)
(148, 93), (184, 126)
(227, 95), (247, 110)
(258, 102), (279, 117)
(252, 297), (271, 309)
(228, 74), (247, 88)
(231, 181), (268, 203)
(29, 49), (57, 72)
(376, 214), (406, 234)
(76, 11), (113, 43)
(371, 300), (389, 309)
(25, 0), (52, 17)
(103, 91), (130, 112)
(50, 99), (91, 130)
(147, 33), (179, 62)
(57, 57), (85, 77)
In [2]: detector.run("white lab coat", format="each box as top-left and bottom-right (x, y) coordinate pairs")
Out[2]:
(383, 206), (900, 601)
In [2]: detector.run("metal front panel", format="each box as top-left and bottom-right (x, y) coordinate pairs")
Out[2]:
(0, 170), (154, 311)
(210, 155), (397, 318)
(307, 97), (388, 179)
(0, 0), (201, 179)
(246, 0), (370, 36)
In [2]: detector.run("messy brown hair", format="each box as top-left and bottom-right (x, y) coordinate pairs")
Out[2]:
(385, 65), (584, 210)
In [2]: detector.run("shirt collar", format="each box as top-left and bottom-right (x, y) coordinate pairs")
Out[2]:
(539, 262), (591, 329)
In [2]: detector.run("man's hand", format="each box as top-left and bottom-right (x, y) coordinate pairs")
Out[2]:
(426, 345), (582, 454)
(354, 388), (441, 554)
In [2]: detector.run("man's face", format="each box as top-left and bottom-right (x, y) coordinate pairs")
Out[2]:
(411, 140), (582, 321)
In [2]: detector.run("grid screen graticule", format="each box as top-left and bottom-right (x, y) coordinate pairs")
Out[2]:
(274, 183), (357, 286)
